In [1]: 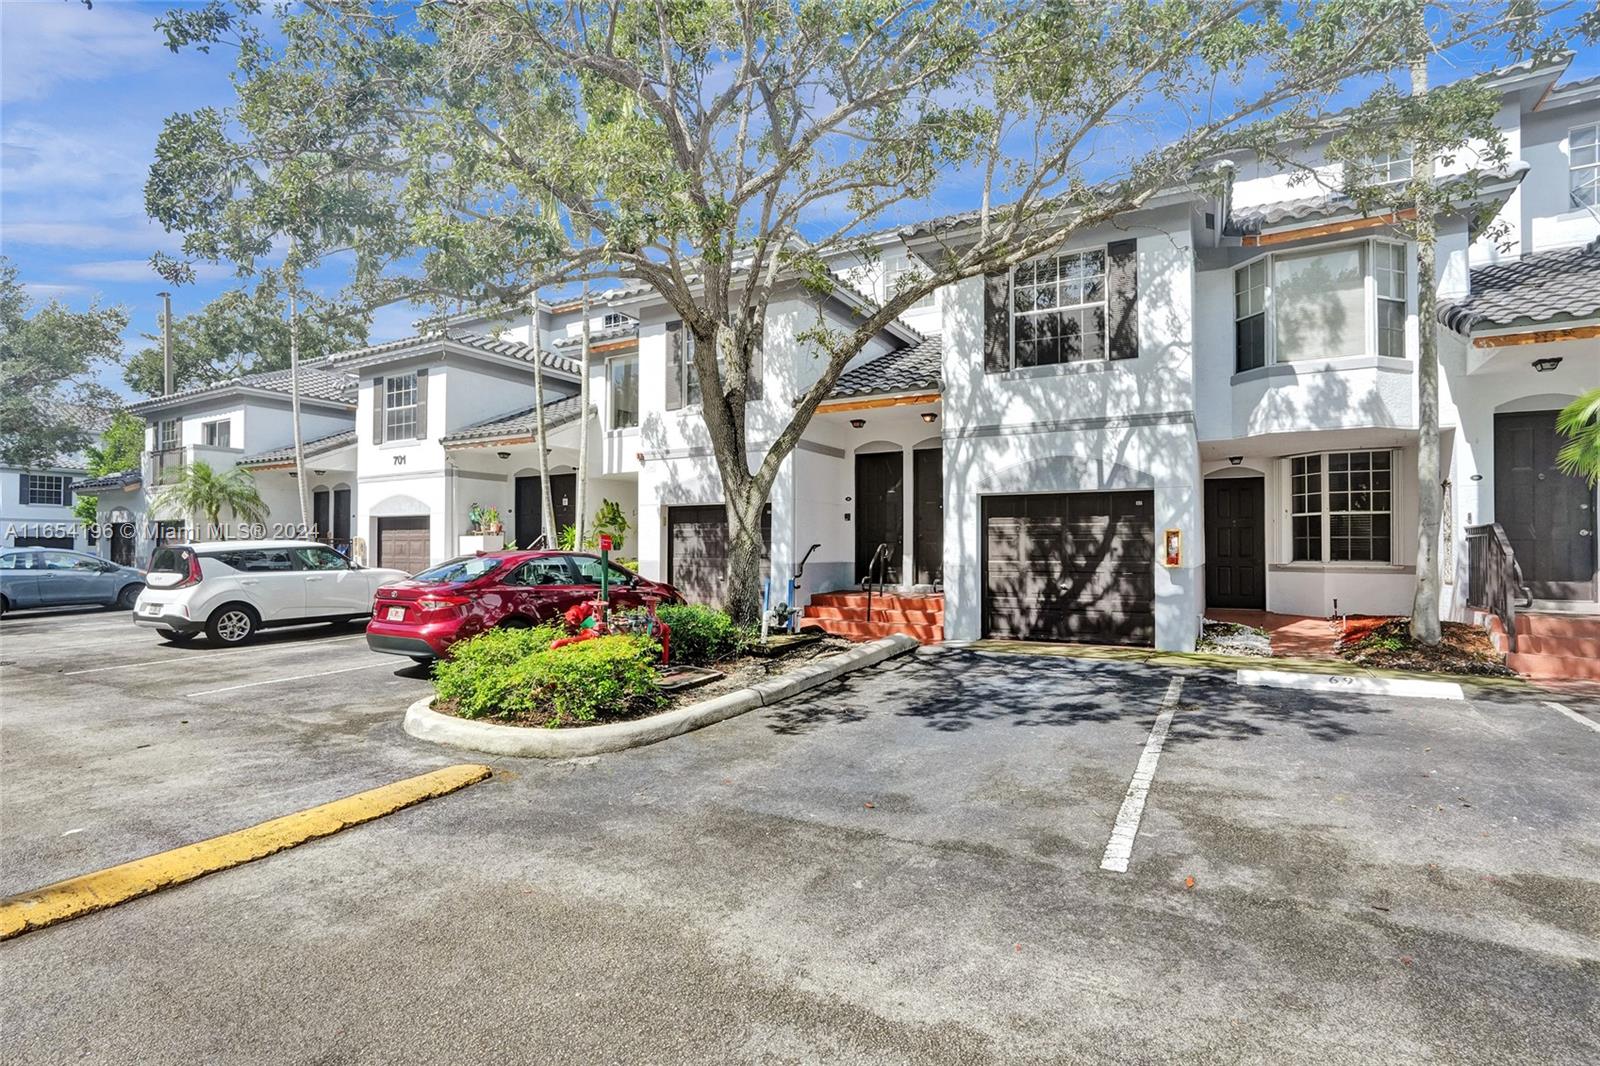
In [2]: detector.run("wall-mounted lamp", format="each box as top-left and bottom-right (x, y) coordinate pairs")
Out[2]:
(1228, 455), (1244, 466)
(920, 412), (938, 424)
(1532, 356), (1562, 373)
(313, 469), (326, 476)
(288, 471), (298, 479)
(635, 451), (646, 462)
(496, 451), (511, 460)
(850, 418), (866, 429)
(1469, 473), (1483, 482)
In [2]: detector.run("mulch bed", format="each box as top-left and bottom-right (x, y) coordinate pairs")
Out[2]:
(433, 633), (857, 729)
(1338, 617), (1515, 677)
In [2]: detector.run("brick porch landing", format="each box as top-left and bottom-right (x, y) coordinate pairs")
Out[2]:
(1206, 609), (1345, 659)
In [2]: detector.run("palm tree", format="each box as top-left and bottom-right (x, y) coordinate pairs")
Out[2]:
(1556, 388), (1600, 488)
(155, 460), (268, 539)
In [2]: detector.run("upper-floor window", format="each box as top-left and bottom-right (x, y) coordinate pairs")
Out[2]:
(1571, 123), (1599, 208)
(1012, 249), (1107, 367)
(667, 321), (762, 409)
(202, 419), (231, 448)
(1233, 239), (1408, 372)
(26, 474), (69, 507)
(608, 354), (639, 429)
(384, 372), (419, 440)
(602, 312), (633, 329)
(884, 251), (936, 310)
(1367, 150), (1413, 187)
(157, 418), (181, 451)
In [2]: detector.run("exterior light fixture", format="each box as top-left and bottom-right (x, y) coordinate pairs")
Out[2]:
(1228, 455), (1244, 466)
(850, 418), (866, 429)
(313, 469), (326, 476)
(635, 451), (646, 462)
(920, 412), (938, 424)
(497, 451), (511, 460)
(1531, 356), (1562, 373)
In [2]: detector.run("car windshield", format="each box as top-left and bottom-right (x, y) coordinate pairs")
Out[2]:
(412, 556), (503, 584)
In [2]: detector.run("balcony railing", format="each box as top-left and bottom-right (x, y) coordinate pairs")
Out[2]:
(1465, 523), (1530, 652)
(150, 447), (186, 486)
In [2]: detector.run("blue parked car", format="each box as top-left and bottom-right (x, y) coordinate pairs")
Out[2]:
(0, 547), (145, 615)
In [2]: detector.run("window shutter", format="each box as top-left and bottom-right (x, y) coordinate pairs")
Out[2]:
(746, 328), (764, 401)
(665, 321), (684, 410)
(372, 376), (385, 444)
(414, 368), (429, 440)
(983, 270), (1010, 373)
(1107, 239), (1139, 361)
(19, 473), (30, 502)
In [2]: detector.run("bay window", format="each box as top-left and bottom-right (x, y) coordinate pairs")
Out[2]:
(1234, 240), (1409, 372)
(1288, 450), (1393, 564)
(1012, 249), (1107, 367)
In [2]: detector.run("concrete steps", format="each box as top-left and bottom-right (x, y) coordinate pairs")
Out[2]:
(801, 591), (944, 644)
(1475, 608), (1600, 681)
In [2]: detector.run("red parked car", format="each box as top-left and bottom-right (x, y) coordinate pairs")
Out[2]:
(365, 550), (683, 663)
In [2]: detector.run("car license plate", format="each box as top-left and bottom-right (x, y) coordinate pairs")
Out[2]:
(386, 606), (406, 621)
(141, 603), (162, 616)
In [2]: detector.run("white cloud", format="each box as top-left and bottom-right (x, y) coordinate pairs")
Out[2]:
(22, 281), (91, 301)
(1, 119), (150, 193)
(366, 302), (422, 344)
(65, 258), (233, 283)
(0, 216), (179, 252)
(0, 1), (167, 105)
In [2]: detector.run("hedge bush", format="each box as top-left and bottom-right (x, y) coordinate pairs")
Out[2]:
(434, 628), (663, 726)
(626, 603), (742, 665)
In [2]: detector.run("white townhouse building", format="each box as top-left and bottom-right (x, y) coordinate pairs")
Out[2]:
(122, 55), (1598, 673)
(2, 458), (91, 552)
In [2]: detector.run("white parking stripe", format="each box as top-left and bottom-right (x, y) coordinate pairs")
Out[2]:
(1545, 700), (1600, 735)
(184, 660), (390, 698)
(1100, 677), (1184, 874)
(16, 634), (371, 675)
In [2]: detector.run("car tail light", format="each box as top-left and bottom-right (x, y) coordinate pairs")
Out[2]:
(415, 594), (470, 614)
(172, 551), (203, 589)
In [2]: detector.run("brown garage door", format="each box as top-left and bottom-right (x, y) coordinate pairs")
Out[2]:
(983, 491), (1155, 646)
(666, 504), (771, 606)
(376, 516), (431, 575)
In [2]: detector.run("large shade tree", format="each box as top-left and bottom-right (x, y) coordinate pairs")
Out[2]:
(149, 0), (1590, 622)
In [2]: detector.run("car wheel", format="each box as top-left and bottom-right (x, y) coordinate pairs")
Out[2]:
(157, 629), (197, 644)
(409, 656), (433, 666)
(206, 604), (259, 646)
(498, 616), (531, 629)
(116, 584), (143, 611)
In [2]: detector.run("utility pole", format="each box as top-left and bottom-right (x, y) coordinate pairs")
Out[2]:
(158, 291), (174, 395)
(531, 287), (556, 547)
(574, 280), (592, 551)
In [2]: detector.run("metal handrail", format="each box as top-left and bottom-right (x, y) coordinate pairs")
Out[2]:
(861, 541), (891, 622)
(1465, 522), (1530, 652)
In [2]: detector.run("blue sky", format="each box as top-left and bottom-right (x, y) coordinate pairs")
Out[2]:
(4, 2), (1594, 405)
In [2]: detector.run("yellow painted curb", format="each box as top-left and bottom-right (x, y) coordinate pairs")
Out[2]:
(0, 763), (493, 941)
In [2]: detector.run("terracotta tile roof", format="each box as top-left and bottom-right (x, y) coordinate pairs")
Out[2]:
(237, 429), (359, 468)
(324, 331), (581, 376)
(829, 337), (942, 398)
(127, 366), (358, 415)
(442, 392), (592, 445)
(1439, 240), (1600, 334)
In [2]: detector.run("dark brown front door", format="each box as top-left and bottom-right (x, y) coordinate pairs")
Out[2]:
(376, 516), (431, 575)
(1496, 411), (1597, 600)
(913, 447), (943, 586)
(515, 473), (576, 548)
(1204, 477), (1265, 610)
(666, 504), (772, 605)
(982, 491), (1155, 646)
(855, 451), (903, 584)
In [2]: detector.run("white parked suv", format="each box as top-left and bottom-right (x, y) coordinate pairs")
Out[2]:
(133, 540), (410, 646)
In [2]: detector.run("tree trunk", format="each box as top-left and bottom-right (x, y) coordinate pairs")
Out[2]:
(530, 289), (556, 548)
(1409, 12), (1443, 645)
(573, 280), (591, 551)
(289, 283), (311, 536)
(721, 482), (768, 627)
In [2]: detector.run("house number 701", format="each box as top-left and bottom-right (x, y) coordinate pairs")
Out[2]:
(393, 454), (406, 466)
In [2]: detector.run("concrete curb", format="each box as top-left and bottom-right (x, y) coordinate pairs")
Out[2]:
(1237, 667), (1465, 701)
(404, 634), (920, 758)
(0, 763), (493, 941)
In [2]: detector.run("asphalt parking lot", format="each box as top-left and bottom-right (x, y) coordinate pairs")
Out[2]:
(2, 610), (1597, 1065)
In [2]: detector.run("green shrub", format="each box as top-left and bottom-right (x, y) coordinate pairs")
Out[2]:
(434, 629), (662, 726)
(625, 603), (741, 665)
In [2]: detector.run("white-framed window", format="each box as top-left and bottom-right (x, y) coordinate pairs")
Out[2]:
(157, 418), (181, 451)
(608, 354), (639, 429)
(27, 474), (69, 507)
(1288, 450), (1393, 564)
(202, 419), (231, 448)
(1233, 239), (1408, 371)
(1011, 248), (1107, 367)
(1571, 122), (1599, 208)
(1234, 259), (1268, 371)
(384, 372), (418, 440)
(602, 311), (633, 329)
(1368, 149), (1413, 187)
(884, 251), (936, 310)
